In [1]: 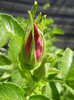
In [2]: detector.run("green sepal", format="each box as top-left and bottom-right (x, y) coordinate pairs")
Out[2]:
(37, 29), (45, 63)
(34, 12), (42, 25)
(40, 15), (46, 32)
(21, 52), (36, 70)
(18, 53), (33, 78)
(31, 1), (38, 18)
(22, 1), (37, 40)
(32, 57), (46, 81)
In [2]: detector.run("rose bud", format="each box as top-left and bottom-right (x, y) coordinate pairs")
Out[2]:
(21, 23), (45, 70)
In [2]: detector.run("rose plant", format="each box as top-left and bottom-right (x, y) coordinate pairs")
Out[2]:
(0, 1), (74, 100)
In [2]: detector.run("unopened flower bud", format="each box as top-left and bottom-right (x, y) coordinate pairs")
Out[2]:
(21, 23), (45, 70)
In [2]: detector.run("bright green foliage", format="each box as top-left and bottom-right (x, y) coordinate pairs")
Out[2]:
(0, 27), (10, 48)
(42, 82), (60, 100)
(43, 3), (50, 10)
(16, 17), (28, 28)
(45, 18), (54, 25)
(0, 14), (24, 38)
(0, 82), (26, 100)
(34, 12), (42, 25)
(8, 38), (21, 63)
(11, 70), (25, 87)
(61, 48), (73, 80)
(0, 1), (74, 100)
(0, 14), (24, 46)
(33, 57), (46, 81)
(60, 48), (74, 95)
(31, 1), (38, 18)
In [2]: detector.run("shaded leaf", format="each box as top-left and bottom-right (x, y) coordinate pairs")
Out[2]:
(0, 54), (11, 66)
(29, 95), (50, 100)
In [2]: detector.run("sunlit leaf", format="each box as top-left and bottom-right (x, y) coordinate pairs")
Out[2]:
(0, 27), (10, 48)
(61, 48), (73, 80)
(8, 38), (21, 62)
(0, 14), (24, 46)
(0, 82), (26, 100)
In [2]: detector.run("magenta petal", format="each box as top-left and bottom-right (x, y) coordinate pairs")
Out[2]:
(25, 23), (42, 60)
(25, 31), (32, 56)
(35, 37), (42, 60)
(34, 24), (42, 60)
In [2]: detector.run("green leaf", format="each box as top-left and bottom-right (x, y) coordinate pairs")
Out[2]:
(42, 82), (60, 100)
(0, 82), (26, 100)
(8, 38), (21, 62)
(63, 90), (74, 100)
(65, 56), (74, 95)
(0, 72), (10, 81)
(0, 54), (11, 66)
(34, 12), (42, 24)
(61, 48), (74, 94)
(65, 56), (74, 80)
(31, 1), (38, 18)
(45, 18), (54, 25)
(43, 3), (50, 10)
(29, 95), (50, 100)
(50, 27), (64, 36)
(0, 14), (24, 45)
(0, 27), (10, 48)
(16, 17), (28, 29)
(61, 48), (73, 80)
(0, 65), (13, 73)
(46, 67), (59, 80)
(11, 70), (25, 87)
